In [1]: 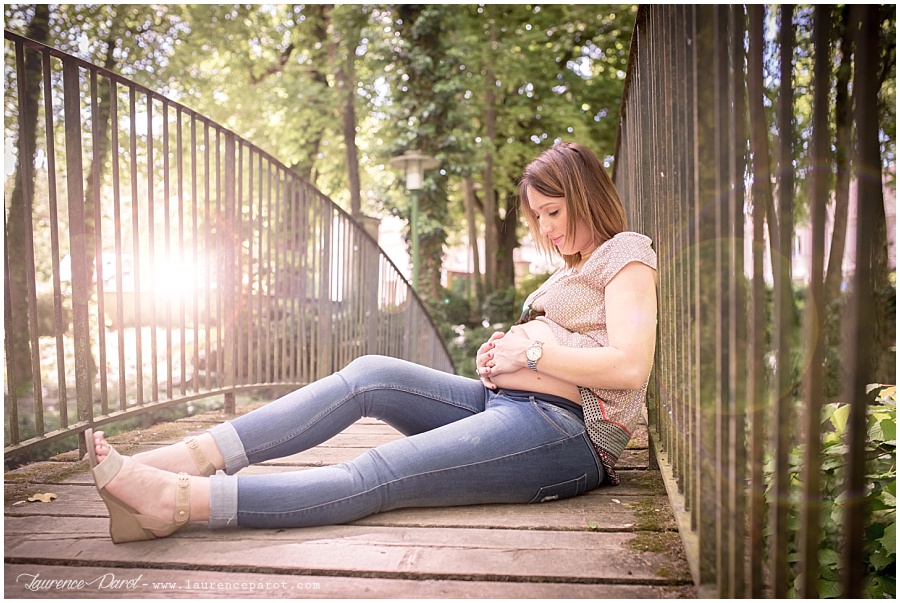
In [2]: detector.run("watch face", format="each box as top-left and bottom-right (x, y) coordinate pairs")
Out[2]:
(526, 346), (541, 361)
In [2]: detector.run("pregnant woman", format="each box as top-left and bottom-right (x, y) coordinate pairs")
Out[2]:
(86, 141), (658, 543)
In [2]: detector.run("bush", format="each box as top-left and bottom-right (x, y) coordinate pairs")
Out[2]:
(767, 384), (896, 598)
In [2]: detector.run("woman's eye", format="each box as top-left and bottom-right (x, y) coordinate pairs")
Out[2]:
(549, 211), (558, 217)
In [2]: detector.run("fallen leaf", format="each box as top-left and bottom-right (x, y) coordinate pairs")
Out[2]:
(612, 498), (621, 504)
(27, 493), (58, 503)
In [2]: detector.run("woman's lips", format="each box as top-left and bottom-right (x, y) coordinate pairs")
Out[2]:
(551, 235), (563, 246)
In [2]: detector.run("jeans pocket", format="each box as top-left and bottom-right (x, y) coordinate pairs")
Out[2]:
(529, 473), (588, 503)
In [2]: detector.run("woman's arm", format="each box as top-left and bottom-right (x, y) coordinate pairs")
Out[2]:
(483, 261), (657, 391)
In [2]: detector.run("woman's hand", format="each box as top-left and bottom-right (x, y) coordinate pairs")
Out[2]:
(475, 325), (535, 389)
(475, 331), (505, 389)
(489, 325), (530, 374)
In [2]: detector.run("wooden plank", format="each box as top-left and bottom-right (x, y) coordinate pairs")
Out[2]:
(5, 489), (672, 531)
(4, 563), (697, 599)
(4, 525), (691, 584)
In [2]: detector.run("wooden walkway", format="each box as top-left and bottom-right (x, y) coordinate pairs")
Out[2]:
(5, 402), (695, 599)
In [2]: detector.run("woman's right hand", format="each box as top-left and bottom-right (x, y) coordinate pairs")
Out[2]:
(475, 331), (505, 389)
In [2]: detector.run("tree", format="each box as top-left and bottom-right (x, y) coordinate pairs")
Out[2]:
(6, 4), (50, 390)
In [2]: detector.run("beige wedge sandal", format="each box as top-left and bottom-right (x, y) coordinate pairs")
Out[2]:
(85, 428), (192, 544)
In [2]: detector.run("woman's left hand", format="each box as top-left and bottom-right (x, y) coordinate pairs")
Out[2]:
(486, 325), (530, 376)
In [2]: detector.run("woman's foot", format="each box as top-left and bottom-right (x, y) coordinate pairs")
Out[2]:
(92, 430), (224, 476)
(90, 432), (210, 537)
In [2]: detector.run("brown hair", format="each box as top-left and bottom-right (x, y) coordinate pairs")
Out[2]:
(518, 141), (627, 268)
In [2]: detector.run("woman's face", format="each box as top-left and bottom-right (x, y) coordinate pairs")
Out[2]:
(527, 189), (597, 257)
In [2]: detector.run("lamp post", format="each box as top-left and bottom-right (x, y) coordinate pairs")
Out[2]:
(389, 150), (438, 290)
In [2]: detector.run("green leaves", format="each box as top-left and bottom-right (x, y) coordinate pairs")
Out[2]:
(769, 384), (897, 598)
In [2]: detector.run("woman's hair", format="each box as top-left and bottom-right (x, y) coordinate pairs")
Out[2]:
(518, 141), (627, 268)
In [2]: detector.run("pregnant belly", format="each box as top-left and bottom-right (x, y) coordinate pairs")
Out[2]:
(489, 320), (583, 405)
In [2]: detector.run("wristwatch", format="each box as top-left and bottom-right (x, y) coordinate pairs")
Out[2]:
(526, 340), (544, 371)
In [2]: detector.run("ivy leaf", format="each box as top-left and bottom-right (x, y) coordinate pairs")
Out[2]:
(26, 492), (58, 503)
(817, 578), (842, 599)
(869, 546), (894, 572)
(829, 403), (850, 434)
(818, 548), (842, 569)
(878, 522), (896, 556)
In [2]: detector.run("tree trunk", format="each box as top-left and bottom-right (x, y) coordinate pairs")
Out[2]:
(462, 177), (483, 318)
(747, 6), (779, 257)
(495, 197), (518, 292)
(6, 5), (50, 390)
(329, 7), (363, 218)
(824, 5), (854, 306)
(482, 14), (498, 295)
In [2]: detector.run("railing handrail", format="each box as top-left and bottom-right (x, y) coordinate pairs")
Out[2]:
(4, 29), (454, 461)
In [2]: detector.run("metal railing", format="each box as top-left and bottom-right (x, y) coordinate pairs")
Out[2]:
(4, 30), (453, 459)
(614, 5), (891, 598)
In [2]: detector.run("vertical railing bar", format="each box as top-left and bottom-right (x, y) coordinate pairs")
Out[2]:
(90, 68), (109, 417)
(657, 7), (679, 474)
(713, 6), (732, 595)
(730, 4), (748, 596)
(747, 6), (770, 595)
(676, 5), (690, 499)
(215, 128), (225, 388)
(62, 57), (93, 429)
(146, 93), (159, 403)
(177, 108), (187, 396)
(5, 204), (21, 445)
(255, 151), (264, 384)
(264, 158), (273, 382)
(771, 6), (796, 596)
(798, 6), (831, 598)
(204, 122), (212, 392)
(313, 192), (323, 378)
(191, 114), (200, 392)
(694, 5), (720, 593)
(128, 85), (144, 406)
(15, 40), (45, 437)
(237, 142), (248, 388)
(109, 80), (126, 410)
(293, 179), (302, 382)
(275, 168), (293, 382)
(175, 107), (188, 396)
(222, 132), (237, 415)
(44, 49), (69, 427)
(163, 100), (174, 399)
(246, 146), (255, 384)
(300, 182), (310, 384)
(842, 5), (880, 597)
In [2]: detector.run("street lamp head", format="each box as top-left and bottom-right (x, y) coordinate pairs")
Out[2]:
(389, 150), (439, 191)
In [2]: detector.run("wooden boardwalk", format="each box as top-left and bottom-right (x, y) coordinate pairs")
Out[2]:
(5, 403), (695, 599)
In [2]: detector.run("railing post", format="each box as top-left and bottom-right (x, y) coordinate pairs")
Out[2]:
(222, 133), (237, 415)
(843, 5), (881, 597)
(693, 5), (720, 595)
(62, 59), (94, 442)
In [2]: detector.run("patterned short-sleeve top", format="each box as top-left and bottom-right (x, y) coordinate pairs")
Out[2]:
(522, 231), (657, 485)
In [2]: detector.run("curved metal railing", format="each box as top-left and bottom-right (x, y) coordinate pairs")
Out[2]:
(4, 30), (454, 460)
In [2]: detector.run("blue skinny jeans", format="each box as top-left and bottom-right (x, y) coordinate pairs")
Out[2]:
(206, 355), (604, 528)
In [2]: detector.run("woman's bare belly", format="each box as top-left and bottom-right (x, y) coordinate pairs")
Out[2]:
(489, 320), (583, 405)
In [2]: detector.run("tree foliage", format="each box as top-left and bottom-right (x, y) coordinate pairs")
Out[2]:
(4, 3), (636, 305)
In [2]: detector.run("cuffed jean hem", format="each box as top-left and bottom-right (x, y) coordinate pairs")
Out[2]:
(208, 422), (249, 475)
(209, 474), (240, 528)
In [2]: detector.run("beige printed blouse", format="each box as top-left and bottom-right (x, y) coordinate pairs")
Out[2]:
(522, 231), (658, 485)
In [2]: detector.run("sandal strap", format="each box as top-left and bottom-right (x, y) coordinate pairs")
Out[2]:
(183, 436), (216, 476)
(173, 472), (191, 528)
